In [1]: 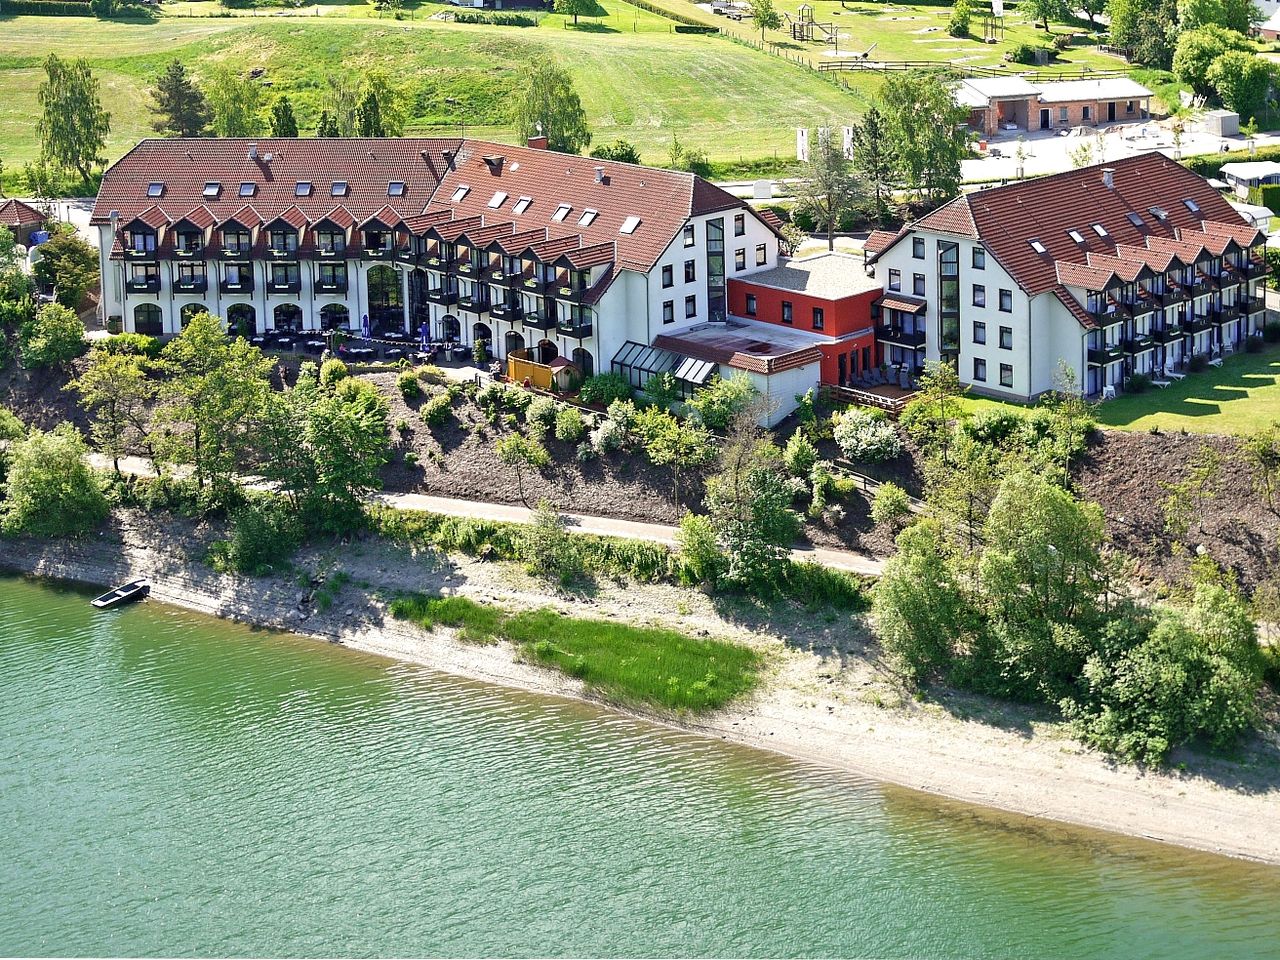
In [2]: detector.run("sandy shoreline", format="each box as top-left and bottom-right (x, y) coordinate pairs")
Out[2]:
(5, 514), (1280, 867)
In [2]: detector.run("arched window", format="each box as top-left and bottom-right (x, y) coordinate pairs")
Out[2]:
(472, 322), (491, 345)
(133, 303), (163, 336)
(537, 338), (558, 365)
(274, 304), (303, 333)
(227, 304), (256, 339)
(504, 331), (525, 357)
(367, 264), (403, 333)
(572, 347), (594, 379)
(441, 314), (461, 341)
(180, 303), (208, 328)
(320, 304), (350, 331)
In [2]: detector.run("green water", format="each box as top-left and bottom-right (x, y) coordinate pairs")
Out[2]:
(2, 576), (1279, 958)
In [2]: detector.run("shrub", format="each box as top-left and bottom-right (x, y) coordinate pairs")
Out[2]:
(19, 302), (84, 368)
(520, 500), (584, 586)
(641, 371), (680, 408)
(782, 432), (818, 477)
(605, 398), (638, 434)
(0, 423), (107, 537)
(397, 369), (422, 400)
(780, 561), (869, 611)
(1188, 354), (1209, 372)
(0, 295), (35, 330)
(99, 332), (161, 359)
(590, 417), (627, 454)
(319, 358), (349, 390)
(948, 0), (971, 36)
(833, 408), (902, 462)
(554, 406), (586, 443)
(962, 407), (1025, 445)
(1126, 373), (1152, 393)
(526, 395), (559, 432)
(1245, 335), (1265, 353)
(578, 372), (632, 406)
(899, 395), (951, 447)
(421, 391), (453, 427)
(206, 496), (302, 576)
(688, 374), (756, 431)
(677, 511), (725, 587)
(417, 364), (448, 385)
(870, 482), (912, 530)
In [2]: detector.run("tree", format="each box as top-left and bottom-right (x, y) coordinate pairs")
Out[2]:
(31, 226), (97, 309)
(590, 140), (641, 164)
(324, 75), (361, 137)
(1021, 0), (1067, 30)
(793, 126), (863, 252)
(36, 54), (110, 185)
(354, 72), (406, 138)
(1172, 26), (1252, 95)
(269, 97), (299, 138)
(1207, 51), (1276, 120)
(68, 348), (156, 474)
(749, 0), (782, 42)
(1109, 0), (1180, 69)
(634, 407), (715, 509)
(510, 62), (591, 154)
(205, 65), (264, 138)
(19, 303), (84, 369)
(667, 134), (712, 178)
(0, 423), (107, 537)
(877, 71), (969, 208)
(315, 111), (339, 138)
(948, 0), (973, 36)
(149, 60), (211, 138)
(496, 432), (550, 507)
(153, 313), (272, 492)
(916, 359), (964, 466)
(0, 225), (34, 304)
(848, 107), (896, 224)
(555, 0), (592, 26)
(1177, 0), (1258, 33)
(1080, 0), (1106, 25)
(1241, 422), (1280, 513)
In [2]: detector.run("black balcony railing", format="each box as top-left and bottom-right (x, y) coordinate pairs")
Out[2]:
(875, 323), (926, 348)
(220, 276), (254, 295)
(1124, 334), (1154, 353)
(315, 279), (348, 294)
(1152, 324), (1182, 344)
(173, 276), (208, 294)
(267, 278), (302, 294)
(426, 287), (459, 306)
(124, 247), (157, 261)
(489, 302), (522, 321)
(126, 277), (160, 293)
(557, 318), (593, 340)
(457, 296), (491, 315)
(522, 311), (555, 331)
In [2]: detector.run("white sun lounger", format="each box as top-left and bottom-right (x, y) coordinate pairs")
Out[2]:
(1164, 366), (1186, 381)
(1151, 378), (1172, 389)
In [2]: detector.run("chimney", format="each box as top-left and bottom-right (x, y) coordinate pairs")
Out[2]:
(483, 154), (505, 174)
(594, 165), (605, 184)
(442, 149), (456, 168)
(248, 143), (258, 161)
(1102, 167), (1115, 190)
(527, 136), (548, 150)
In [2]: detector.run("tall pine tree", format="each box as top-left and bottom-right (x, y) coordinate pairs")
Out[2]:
(270, 97), (299, 138)
(149, 60), (211, 138)
(849, 107), (897, 225)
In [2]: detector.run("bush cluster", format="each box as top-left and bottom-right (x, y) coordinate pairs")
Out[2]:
(833, 408), (902, 463)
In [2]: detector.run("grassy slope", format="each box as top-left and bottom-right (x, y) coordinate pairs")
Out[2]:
(0, 5), (864, 174)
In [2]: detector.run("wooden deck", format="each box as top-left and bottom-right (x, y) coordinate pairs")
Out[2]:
(831, 383), (917, 418)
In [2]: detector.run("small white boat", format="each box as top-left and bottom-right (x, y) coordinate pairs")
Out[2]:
(91, 579), (150, 610)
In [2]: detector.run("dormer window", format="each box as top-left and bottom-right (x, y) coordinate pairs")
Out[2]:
(127, 228), (156, 252)
(1091, 223), (1109, 237)
(269, 227), (297, 253)
(1184, 198), (1200, 213)
(578, 208), (598, 227)
(202, 182), (220, 198)
(1029, 239), (1046, 254)
(488, 191), (508, 209)
(451, 185), (470, 202)
(620, 215), (641, 235)
(222, 227), (251, 256)
(552, 203), (572, 222)
(1067, 230), (1084, 244)
(388, 181), (406, 197)
(176, 229), (203, 253)
(513, 196), (532, 215)
(147, 182), (164, 198)
(295, 181), (313, 197)
(331, 181), (349, 197)
(315, 227), (346, 253)
(239, 182), (256, 198)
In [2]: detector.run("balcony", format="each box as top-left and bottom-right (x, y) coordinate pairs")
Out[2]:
(315, 278), (348, 295)
(557, 318), (593, 340)
(314, 245), (347, 260)
(521, 274), (556, 294)
(425, 287), (458, 306)
(173, 245), (204, 260)
(125, 276), (160, 294)
(123, 246), (157, 262)
(1244, 257), (1271, 278)
(1218, 303), (1244, 323)
(522, 310), (556, 332)
(1244, 298), (1267, 317)
(1186, 315), (1212, 334)
(267, 246), (299, 262)
(489, 301), (523, 322)
(220, 275), (254, 295)
(1087, 343), (1124, 365)
(454, 259), (482, 278)
(422, 253), (448, 270)
(457, 295), (491, 315)
(557, 284), (590, 305)
(266, 277), (302, 295)
(1124, 334), (1154, 354)
(1127, 298), (1155, 318)
(394, 246), (418, 264)
(361, 245), (394, 261)
(1183, 276), (1213, 297)
(221, 245), (252, 259)
(875, 323), (926, 349)
(1152, 286), (1187, 308)
(1152, 324), (1182, 344)
(173, 275), (208, 294)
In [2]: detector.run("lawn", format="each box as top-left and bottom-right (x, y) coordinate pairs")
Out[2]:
(0, 3), (864, 182)
(958, 346), (1280, 437)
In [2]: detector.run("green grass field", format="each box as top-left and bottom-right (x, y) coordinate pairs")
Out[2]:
(958, 345), (1280, 437)
(0, 3), (865, 180)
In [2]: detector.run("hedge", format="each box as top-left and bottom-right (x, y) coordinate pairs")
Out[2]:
(1249, 182), (1280, 212)
(1183, 144), (1280, 180)
(452, 10), (537, 25)
(0, 0), (94, 14)
(674, 23), (719, 34)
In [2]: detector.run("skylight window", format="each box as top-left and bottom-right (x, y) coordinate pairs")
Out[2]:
(202, 182), (221, 198)
(451, 186), (470, 202)
(1029, 239), (1047, 254)
(620, 215), (641, 235)
(1091, 223), (1109, 238)
(1067, 230), (1084, 244)
(238, 182), (256, 198)
(552, 203), (572, 223)
(488, 191), (508, 209)
(388, 181), (406, 197)
(331, 181), (349, 197)
(147, 182), (165, 198)
(513, 196), (532, 215)
(1126, 211), (1145, 227)
(578, 208), (598, 227)
(295, 181), (313, 197)
(1184, 198), (1201, 213)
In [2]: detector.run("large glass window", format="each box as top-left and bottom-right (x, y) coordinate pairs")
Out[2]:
(937, 240), (960, 355)
(704, 217), (725, 323)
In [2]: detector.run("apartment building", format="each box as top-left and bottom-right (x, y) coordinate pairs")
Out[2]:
(91, 137), (781, 395)
(864, 153), (1270, 401)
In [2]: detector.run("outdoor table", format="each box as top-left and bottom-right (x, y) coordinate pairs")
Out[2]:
(276, 338), (295, 350)
(304, 340), (326, 354)
(250, 336), (266, 347)
(384, 348), (405, 361)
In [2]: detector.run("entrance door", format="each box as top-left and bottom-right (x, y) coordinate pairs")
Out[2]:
(1107, 102), (1116, 122)
(837, 353), (847, 385)
(1040, 109), (1050, 130)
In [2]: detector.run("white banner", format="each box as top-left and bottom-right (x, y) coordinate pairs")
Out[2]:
(796, 127), (809, 162)
(842, 125), (854, 157)
(992, 0), (1004, 16)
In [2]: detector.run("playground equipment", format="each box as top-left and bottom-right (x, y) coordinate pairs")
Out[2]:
(785, 4), (837, 43)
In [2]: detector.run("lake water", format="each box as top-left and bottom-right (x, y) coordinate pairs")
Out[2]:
(2, 574), (1279, 958)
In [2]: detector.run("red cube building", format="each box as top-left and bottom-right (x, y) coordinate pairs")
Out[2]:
(727, 252), (881, 387)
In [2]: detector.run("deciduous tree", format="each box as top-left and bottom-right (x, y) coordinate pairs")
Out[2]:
(877, 71), (969, 208)
(31, 226), (97, 309)
(590, 140), (641, 164)
(0, 422), (107, 537)
(554, 0), (593, 26)
(269, 96), (299, 138)
(510, 62), (591, 155)
(18, 303), (84, 369)
(37, 54), (110, 185)
(1020, 0), (1067, 30)
(849, 106), (896, 224)
(1207, 50), (1276, 120)
(793, 126), (863, 251)
(68, 348), (156, 474)
(749, 0), (782, 42)
(1172, 25), (1252, 95)
(205, 65), (264, 138)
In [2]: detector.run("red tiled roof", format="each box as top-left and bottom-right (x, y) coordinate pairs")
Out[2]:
(434, 216), (484, 242)
(528, 235), (581, 261)
(130, 205), (170, 229)
(876, 292), (927, 314)
(1200, 219), (1265, 246)
(560, 242), (616, 270)
(490, 227), (547, 254)
(864, 228), (904, 260)
(1052, 285), (1097, 329)
(458, 222), (516, 247)
(1113, 243), (1181, 272)
(1178, 228), (1235, 257)
(225, 204), (264, 228)
(318, 205), (357, 230)
(361, 203), (405, 229)
(0, 198), (45, 228)
(174, 204), (217, 230)
(914, 194), (978, 238)
(652, 332), (823, 375)
(402, 209), (451, 233)
(1084, 251), (1150, 282)
(268, 204), (309, 230)
(1056, 260), (1116, 289)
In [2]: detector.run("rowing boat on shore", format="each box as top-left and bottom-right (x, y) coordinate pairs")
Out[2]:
(90, 579), (150, 610)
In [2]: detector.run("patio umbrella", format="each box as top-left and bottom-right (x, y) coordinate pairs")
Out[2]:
(419, 322), (429, 352)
